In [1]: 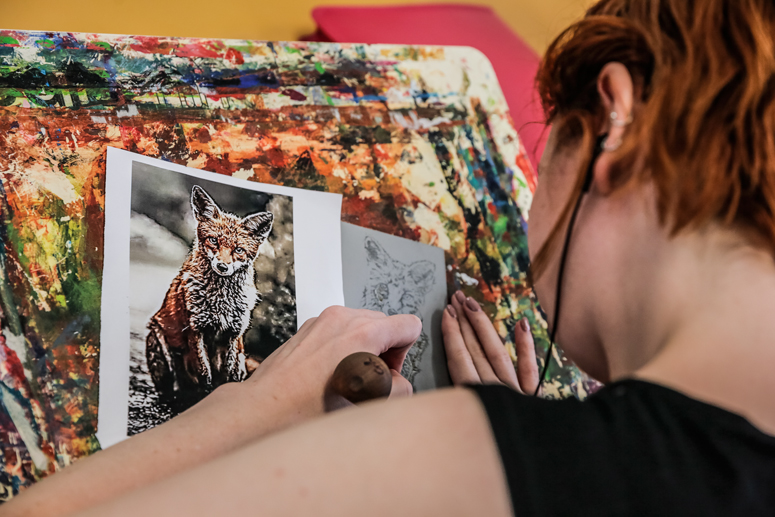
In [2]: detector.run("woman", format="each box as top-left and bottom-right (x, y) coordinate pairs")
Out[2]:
(6, 0), (775, 515)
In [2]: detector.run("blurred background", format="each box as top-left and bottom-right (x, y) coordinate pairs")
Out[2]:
(3, 0), (593, 55)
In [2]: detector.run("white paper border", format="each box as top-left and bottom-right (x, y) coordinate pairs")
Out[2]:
(97, 147), (344, 448)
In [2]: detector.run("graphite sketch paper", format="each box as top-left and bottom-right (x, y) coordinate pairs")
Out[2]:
(341, 222), (450, 391)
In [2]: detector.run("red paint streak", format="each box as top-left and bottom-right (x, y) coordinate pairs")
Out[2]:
(516, 152), (537, 193)
(341, 196), (401, 235)
(85, 42), (108, 52)
(224, 47), (244, 65)
(129, 36), (175, 55)
(196, 126), (212, 143)
(173, 42), (223, 60)
(0, 335), (27, 387)
(281, 89), (307, 101)
(202, 153), (237, 176)
(263, 147), (288, 168)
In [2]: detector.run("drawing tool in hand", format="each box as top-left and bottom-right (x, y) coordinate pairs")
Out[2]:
(330, 352), (392, 404)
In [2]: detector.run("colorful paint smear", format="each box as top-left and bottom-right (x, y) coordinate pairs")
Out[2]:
(0, 30), (596, 500)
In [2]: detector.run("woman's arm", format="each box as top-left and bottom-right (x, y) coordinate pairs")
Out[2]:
(76, 388), (513, 517)
(68, 293), (534, 516)
(3, 307), (419, 517)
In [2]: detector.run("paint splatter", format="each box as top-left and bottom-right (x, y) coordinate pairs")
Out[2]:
(0, 30), (595, 500)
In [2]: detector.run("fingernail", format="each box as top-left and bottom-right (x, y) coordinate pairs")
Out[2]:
(465, 297), (480, 312)
(446, 304), (457, 319)
(520, 318), (529, 332)
(454, 290), (466, 304)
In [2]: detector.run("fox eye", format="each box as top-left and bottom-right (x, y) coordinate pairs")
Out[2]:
(207, 236), (218, 245)
(234, 247), (245, 255)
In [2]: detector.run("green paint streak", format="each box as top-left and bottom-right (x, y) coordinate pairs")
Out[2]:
(286, 47), (301, 55)
(324, 93), (335, 106)
(92, 42), (112, 51)
(392, 65), (407, 80)
(0, 36), (19, 46)
(0, 250), (23, 336)
(315, 62), (325, 74)
(492, 215), (509, 238)
(40, 39), (56, 49)
(5, 223), (29, 271)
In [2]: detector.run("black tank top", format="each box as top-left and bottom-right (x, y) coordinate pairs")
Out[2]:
(470, 380), (775, 516)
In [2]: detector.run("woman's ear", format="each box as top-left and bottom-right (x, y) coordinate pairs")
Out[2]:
(593, 62), (635, 195)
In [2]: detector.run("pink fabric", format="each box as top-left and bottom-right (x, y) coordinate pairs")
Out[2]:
(306, 4), (547, 168)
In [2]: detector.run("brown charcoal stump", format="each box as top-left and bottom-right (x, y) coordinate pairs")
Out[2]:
(331, 352), (392, 404)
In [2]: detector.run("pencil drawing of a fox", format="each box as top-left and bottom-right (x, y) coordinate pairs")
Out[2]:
(146, 185), (273, 403)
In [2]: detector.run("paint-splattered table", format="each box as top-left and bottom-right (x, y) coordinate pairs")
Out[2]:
(0, 31), (594, 499)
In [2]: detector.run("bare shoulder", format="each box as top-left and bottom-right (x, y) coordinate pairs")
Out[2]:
(81, 388), (514, 517)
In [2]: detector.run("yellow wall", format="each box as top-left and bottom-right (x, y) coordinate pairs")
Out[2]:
(2, 0), (594, 54)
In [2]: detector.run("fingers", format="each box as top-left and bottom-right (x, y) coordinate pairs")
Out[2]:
(450, 292), (500, 384)
(364, 314), (422, 372)
(460, 296), (521, 392)
(441, 305), (480, 385)
(514, 318), (540, 395)
(388, 369), (413, 399)
(310, 307), (420, 372)
(380, 345), (412, 375)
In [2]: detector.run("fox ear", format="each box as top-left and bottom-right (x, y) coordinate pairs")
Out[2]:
(191, 185), (221, 221)
(408, 261), (435, 294)
(242, 211), (273, 242)
(364, 237), (392, 269)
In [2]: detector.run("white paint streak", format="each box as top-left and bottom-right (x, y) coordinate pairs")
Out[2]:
(457, 272), (480, 286)
(22, 162), (78, 204)
(232, 168), (253, 181)
(393, 133), (447, 210)
(116, 105), (139, 118)
(410, 204), (451, 250)
(358, 189), (380, 201)
(3, 331), (28, 376)
(0, 383), (50, 471)
(390, 111), (451, 131)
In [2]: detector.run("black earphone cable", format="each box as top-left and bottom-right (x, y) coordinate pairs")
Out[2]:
(533, 134), (607, 397)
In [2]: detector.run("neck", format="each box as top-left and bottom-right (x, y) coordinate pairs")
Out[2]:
(606, 226), (775, 434)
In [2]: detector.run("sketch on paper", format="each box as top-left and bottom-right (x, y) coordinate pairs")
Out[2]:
(362, 236), (435, 384)
(127, 162), (296, 434)
(342, 223), (450, 391)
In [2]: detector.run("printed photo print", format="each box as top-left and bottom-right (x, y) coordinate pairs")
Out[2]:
(127, 162), (297, 435)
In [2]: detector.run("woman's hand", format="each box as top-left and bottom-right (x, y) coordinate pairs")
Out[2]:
(243, 305), (420, 421)
(442, 290), (540, 394)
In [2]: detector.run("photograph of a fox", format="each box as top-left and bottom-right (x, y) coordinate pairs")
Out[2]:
(128, 162), (296, 435)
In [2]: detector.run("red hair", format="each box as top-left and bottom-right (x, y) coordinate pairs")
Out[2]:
(533, 0), (775, 275)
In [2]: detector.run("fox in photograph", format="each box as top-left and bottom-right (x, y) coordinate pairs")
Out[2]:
(146, 185), (274, 401)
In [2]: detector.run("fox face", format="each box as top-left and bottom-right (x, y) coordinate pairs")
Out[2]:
(191, 185), (274, 277)
(361, 236), (435, 385)
(363, 236), (435, 317)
